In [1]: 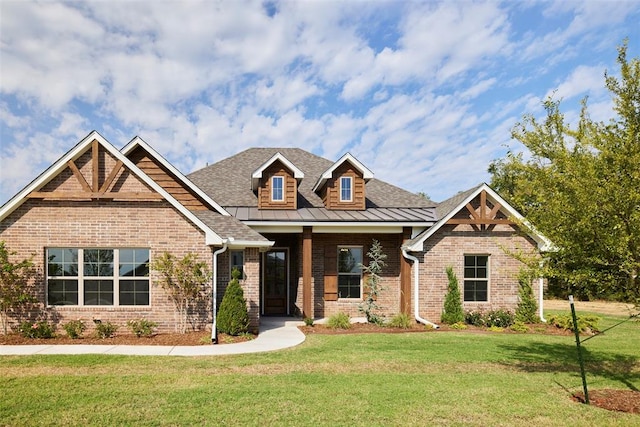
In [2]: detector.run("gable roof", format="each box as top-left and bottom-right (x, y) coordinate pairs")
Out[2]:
(0, 131), (225, 246)
(251, 152), (304, 191)
(404, 183), (553, 252)
(311, 152), (374, 193)
(121, 136), (229, 216)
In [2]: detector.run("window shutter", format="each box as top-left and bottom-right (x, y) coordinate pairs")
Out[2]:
(324, 245), (338, 301)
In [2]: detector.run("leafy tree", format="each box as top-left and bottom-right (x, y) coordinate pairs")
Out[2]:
(489, 41), (640, 303)
(0, 241), (37, 334)
(150, 252), (211, 333)
(358, 239), (387, 325)
(515, 270), (539, 323)
(217, 267), (250, 335)
(441, 266), (464, 324)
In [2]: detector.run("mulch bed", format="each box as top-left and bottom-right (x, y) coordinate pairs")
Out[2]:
(573, 390), (640, 414)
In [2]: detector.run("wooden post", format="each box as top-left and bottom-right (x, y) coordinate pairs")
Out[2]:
(302, 227), (312, 318)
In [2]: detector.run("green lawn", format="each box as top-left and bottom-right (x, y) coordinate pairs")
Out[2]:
(1, 312), (638, 426)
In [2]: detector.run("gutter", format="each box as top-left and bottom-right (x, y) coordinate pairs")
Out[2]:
(211, 240), (229, 344)
(401, 249), (439, 329)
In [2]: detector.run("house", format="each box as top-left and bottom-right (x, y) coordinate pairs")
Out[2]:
(0, 131), (551, 336)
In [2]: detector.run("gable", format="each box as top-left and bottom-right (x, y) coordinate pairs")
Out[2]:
(320, 160), (366, 210)
(256, 159), (298, 209)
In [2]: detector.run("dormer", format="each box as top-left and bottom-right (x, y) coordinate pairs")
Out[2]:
(312, 153), (373, 210)
(252, 152), (304, 210)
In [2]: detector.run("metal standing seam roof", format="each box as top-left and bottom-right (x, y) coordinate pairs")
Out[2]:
(188, 148), (438, 225)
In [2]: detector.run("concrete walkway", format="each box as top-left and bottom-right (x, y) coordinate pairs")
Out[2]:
(0, 318), (306, 357)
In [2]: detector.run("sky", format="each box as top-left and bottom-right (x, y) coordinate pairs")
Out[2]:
(1, 1), (639, 206)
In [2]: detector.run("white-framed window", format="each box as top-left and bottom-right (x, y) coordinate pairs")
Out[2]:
(337, 246), (362, 298)
(47, 248), (150, 306)
(463, 255), (489, 302)
(230, 250), (244, 279)
(271, 176), (284, 201)
(340, 176), (352, 202)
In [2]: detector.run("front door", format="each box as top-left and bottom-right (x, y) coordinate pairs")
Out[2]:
(263, 249), (288, 315)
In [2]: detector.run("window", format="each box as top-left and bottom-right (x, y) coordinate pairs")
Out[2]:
(47, 248), (149, 306)
(463, 255), (488, 302)
(340, 176), (352, 202)
(337, 246), (362, 298)
(272, 176), (284, 201)
(230, 250), (244, 278)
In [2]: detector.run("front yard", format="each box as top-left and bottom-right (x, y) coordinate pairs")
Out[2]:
(0, 309), (638, 426)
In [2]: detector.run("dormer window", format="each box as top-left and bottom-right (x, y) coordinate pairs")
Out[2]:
(340, 177), (352, 202)
(271, 176), (284, 202)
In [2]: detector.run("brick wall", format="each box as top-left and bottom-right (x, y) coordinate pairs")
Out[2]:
(414, 223), (540, 323)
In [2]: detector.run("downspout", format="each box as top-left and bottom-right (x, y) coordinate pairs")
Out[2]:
(211, 241), (229, 344)
(402, 249), (439, 329)
(538, 260), (546, 323)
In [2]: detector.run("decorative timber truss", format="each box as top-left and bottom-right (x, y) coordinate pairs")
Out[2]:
(446, 190), (514, 230)
(27, 139), (163, 201)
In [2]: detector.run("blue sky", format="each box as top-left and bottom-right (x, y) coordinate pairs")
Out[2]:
(1, 1), (639, 205)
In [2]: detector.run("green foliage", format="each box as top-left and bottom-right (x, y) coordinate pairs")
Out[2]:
(548, 313), (601, 333)
(515, 270), (540, 323)
(358, 239), (387, 325)
(441, 266), (464, 324)
(450, 322), (467, 330)
(464, 310), (485, 327)
(0, 241), (37, 334)
(18, 320), (55, 339)
(94, 321), (118, 339)
(388, 312), (412, 329)
(303, 317), (314, 327)
(126, 318), (158, 337)
(150, 251), (212, 333)
(217, 268), (250, 336)
(489, 41), (640, 302)
(327, 312), (351, 329)
(510, 321), (530, 333)
(62, 319), (86, 339)
(464, 309), (515, 328)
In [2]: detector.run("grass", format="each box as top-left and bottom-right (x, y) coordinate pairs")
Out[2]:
(1, 312), (639, 426)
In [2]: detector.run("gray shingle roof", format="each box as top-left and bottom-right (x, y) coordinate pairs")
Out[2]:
(188, 148), (437, 224)
(192, 211), (271, 244)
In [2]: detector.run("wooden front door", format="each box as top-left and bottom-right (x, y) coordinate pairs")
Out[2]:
(263, 249), (288, 315)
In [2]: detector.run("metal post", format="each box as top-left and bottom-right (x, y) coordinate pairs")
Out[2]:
(569, 295), (589, 404)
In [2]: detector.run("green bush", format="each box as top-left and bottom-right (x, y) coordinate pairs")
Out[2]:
(464, 310), (485, 327)
(18, 321), (56, 339)
(510, 321), (530, 333)
(327, 312), (351, 329)
(303, 317), (314, 327)
(217, 268), (250, 336)
(126, 319), (157, 337)
(515, 272), (539, 323)
(441, 266), (464, 324)
(94, 321), (118, 339)
(63, 319), (86, 339)
(548, 313), (601, 333)
(450, 322), (467, 330)
(388, 312), (412, 329)
(485, 309), (515, 328)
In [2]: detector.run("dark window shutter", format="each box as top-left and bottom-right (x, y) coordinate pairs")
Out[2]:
(324, 245), (338, 301)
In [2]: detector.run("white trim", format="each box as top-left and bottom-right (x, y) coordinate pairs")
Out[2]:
(405, 183), (553, 252)
(251, 152), (304, 191)
(312, 153), (374, 193)
(271, 176), (285, 202)
(121, 136), (229, 216)
(247, 221), (434, 230)
(0, 131), (225, 245)
(340, 176), (353, 202)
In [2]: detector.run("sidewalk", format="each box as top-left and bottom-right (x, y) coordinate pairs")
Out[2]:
(0, 318), (306, 357)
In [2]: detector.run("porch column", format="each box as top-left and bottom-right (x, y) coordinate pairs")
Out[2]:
(302, 226), (313, 318)
(400, 227), (412, 315)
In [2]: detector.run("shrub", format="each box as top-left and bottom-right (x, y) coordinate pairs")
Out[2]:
(485, 309), (515, 328)
(94, 321), (118, 339)
(548, 313), (601, 333)
(303, 317), (314, 327)
(389, 312), (412, 329)
(450, 322), (467, 330)
(327, 312), (351, 329)
(464, 310), (485, 327)
(511, 321), (530, 333)
(358, 239), (387, 325)
(487, 326), (504, 332)
(63, 319), (86, 339)
(441, 266), (464, 324)
(126, 319), (157, 337)
(217, 268), (250, 336)
(18, 321), (55, 339)
(515, 271), (539, 323)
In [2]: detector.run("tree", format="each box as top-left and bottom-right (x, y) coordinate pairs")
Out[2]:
(0, 241), (37, 334)
(150, 252), (211, 333)
(489, 41), (640, 302)
(441, 266), (464, 324)
(358, 239), (387, 325)
(515, 270), (539, 324)
(217, 267), (250, 336)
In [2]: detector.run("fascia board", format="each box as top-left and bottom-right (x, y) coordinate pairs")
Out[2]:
(311, 152), (374, 193)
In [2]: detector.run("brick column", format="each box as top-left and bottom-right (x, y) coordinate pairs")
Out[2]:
(243, 247), (261, 333)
